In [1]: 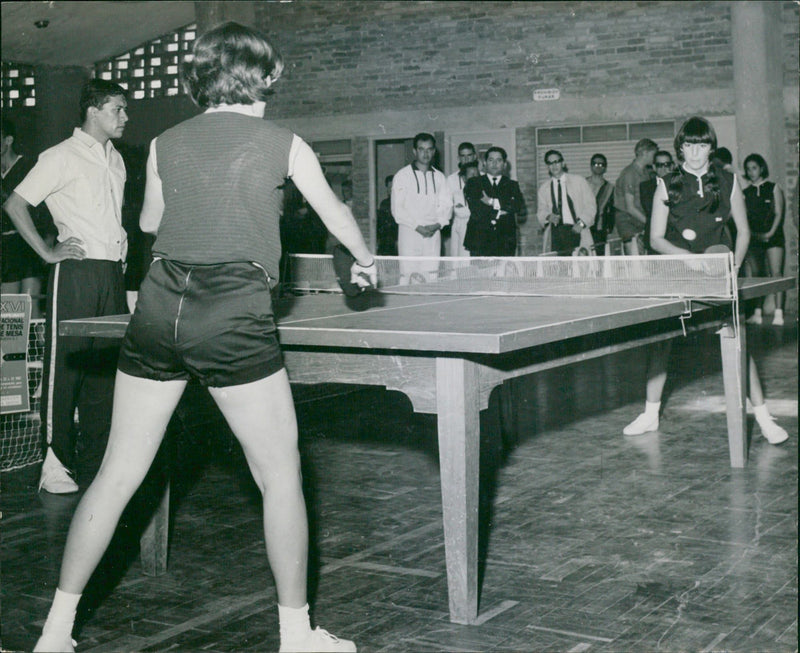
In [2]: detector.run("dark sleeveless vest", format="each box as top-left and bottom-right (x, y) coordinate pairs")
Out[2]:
(664, 163), (734, 254)
(743, 181), (776, 234)
(152, 112), (294, 280)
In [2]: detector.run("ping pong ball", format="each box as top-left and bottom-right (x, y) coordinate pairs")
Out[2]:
(682, 229), (697, 241)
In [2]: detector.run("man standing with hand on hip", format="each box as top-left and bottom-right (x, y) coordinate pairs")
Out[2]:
(4, 79), (130, 493)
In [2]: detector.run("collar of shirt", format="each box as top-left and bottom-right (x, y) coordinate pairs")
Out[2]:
(412, 162), (433, 174)
(204, 102), (266, 117)
(680, 163), (709, 197)
(71, 127), (117, 159)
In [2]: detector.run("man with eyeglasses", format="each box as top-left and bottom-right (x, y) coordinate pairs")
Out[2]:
(614, 138), (658, 255)
(585, 153), (615, 254)
(639, 150), (674, 253)
(536, 149), (596, 255)
(446, 142), (477, 257)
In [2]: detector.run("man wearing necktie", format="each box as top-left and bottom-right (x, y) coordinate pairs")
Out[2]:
(463, 146), (527, 256)
(536, 149), (597, 255)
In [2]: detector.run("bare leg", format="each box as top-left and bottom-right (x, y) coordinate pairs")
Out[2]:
(21, 276), (44, 318)
(624, 340), (672, 435)
(208, 369), (308, 608)
(747, 355), (789, 444)
(765, 246), (785, 316)
(747, 355), (765, 407)
(58, 372), (187, 593)
(645, 340), (672, 403)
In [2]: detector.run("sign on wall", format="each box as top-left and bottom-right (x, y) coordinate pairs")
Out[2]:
(1, 294), (31, 415)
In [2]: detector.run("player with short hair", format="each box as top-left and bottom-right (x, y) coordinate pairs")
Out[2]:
(32, 22), (372, 653)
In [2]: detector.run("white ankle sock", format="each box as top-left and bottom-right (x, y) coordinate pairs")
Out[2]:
(752, 402), (772, 425)
(644, 401), (661, 418)
(42, 588), (81, 635)
(279, 603), (312, 644)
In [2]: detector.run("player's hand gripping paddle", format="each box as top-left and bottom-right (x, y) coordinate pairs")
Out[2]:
(687, 243), (732, 274)
(333, 245), (377, 297)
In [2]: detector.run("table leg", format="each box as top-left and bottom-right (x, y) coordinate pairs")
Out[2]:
(140, 481), (170, 576)
(435, 357), (480, 624)
(718, 322), (748, 468)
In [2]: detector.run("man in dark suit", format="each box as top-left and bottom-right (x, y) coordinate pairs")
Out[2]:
(639, 150), (674, 253)
(463, 146), (527, 256)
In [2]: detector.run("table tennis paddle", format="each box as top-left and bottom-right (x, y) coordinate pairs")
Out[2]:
(332, 244), (375, 297)
(704, 244), (731, 254)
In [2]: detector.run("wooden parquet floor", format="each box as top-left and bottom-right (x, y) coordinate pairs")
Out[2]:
(2, 323), (797, 652)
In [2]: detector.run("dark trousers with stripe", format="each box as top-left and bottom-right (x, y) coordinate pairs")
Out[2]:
(41, 259), (127, 484)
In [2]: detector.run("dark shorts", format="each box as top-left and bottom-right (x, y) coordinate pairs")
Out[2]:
(750, 229), (786, 250)
(118, 259), (283, 387)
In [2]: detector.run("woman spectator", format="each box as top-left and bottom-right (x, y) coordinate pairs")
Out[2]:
(742, 153), (785, 326)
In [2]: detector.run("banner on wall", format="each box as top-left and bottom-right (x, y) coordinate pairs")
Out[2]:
(1, 294), (32, 415)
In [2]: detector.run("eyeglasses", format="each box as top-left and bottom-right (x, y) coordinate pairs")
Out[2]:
(591, 161), (606, 167)
(655, 162), (673, 169)
(546, 159), (563, 165)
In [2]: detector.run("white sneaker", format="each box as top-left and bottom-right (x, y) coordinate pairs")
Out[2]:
(623, 412), (659, 436)
(39, 449), (79, 494)
(746, 310), (762, 325)
(33, 632), (76, 652)
(279, 627), (357, 653)
(772, 310), (784, 326)
(758, 417), (789, 445)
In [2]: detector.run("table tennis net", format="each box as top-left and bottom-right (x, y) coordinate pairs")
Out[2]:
(282, 253), (737, 299)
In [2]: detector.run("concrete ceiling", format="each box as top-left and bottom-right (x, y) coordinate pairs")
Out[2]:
(1, 1), (197, 67)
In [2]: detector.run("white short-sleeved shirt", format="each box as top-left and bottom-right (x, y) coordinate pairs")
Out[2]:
(14, 128), (127, 261)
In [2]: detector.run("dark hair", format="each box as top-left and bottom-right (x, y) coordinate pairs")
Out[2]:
(413, 132), (435, 149)
(182, 22), (284, 108)
(1, 118), (16, 140)
(711, 146), (733, 166)
(743, 153), (769, 179)
(460, 161), (479, 174)
(457, 142), (476, 154)
(655, 150), (673, 162)
(544, 149), (563, 163)
(79, 79), (127, 122)
(384, 174), (394, 185)
(590, 153), (607, 166)
(634, 138), (658, 157)
(485, 146), (507, 161)
(666, 116), (720, 212)
(674, 116), (717, 160)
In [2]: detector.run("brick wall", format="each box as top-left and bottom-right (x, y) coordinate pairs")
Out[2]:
(351, 136), (372, 242)
(254, 1), (735, 120)
(784, 1), (799, 86)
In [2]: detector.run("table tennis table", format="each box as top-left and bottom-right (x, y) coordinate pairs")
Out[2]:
(59, 275), (793, 624)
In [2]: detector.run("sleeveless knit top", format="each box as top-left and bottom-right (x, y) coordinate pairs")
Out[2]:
(743, 181), (777, 234)
(664, 163), (734, 254)
(152, 112), (294, 280)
